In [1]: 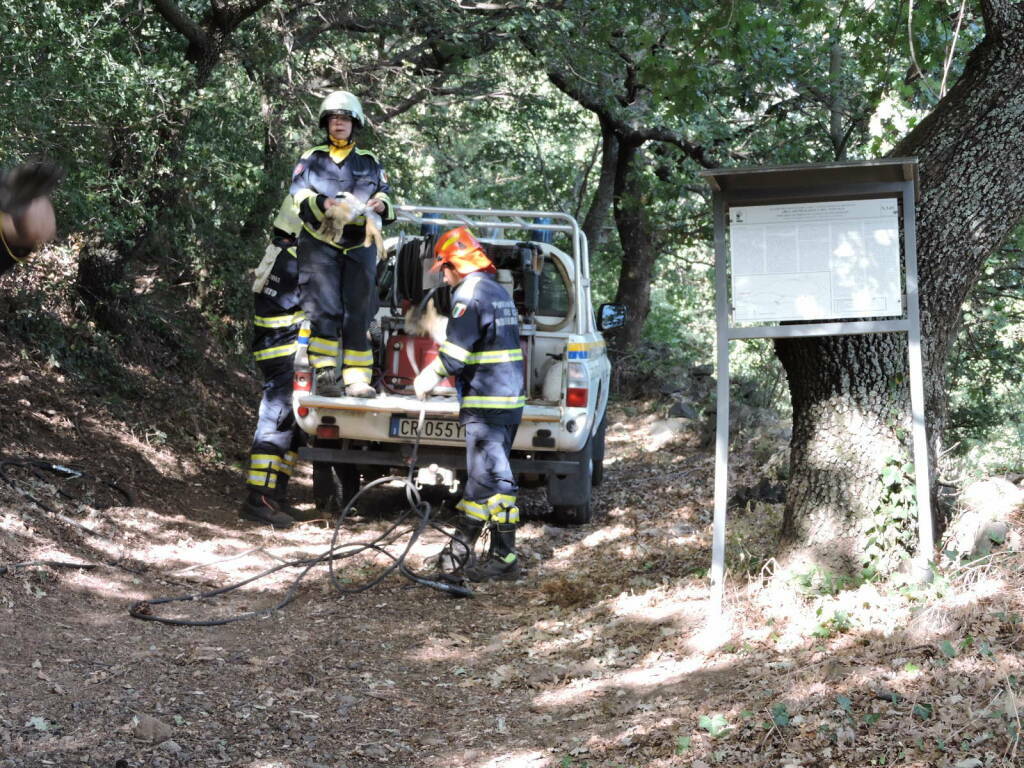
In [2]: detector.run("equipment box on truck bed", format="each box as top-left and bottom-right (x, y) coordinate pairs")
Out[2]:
(294, 206), (624, 525)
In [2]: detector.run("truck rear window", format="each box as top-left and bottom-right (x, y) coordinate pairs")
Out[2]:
(537, 259), (571, 318)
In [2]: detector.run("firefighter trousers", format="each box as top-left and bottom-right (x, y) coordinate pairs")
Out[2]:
(456, 420), (520, 525)
(297, 236), (377, 386)
(247, 365), (303, 497)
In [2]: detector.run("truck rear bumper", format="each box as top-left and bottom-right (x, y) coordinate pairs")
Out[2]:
(300, 444), (582, 475)
(295, 393), (591, 453)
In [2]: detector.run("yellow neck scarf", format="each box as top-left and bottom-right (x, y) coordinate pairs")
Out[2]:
(328, 136), (354, 164)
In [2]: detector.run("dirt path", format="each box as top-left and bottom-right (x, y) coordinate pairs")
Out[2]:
(0, 402), (726, 768)
(2, 399), (1023, 768)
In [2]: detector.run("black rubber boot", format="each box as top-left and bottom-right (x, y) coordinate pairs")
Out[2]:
(315, 367), (342, 397)
(437, 517), (485, 578)
(271, 474), (318, 521)
(464, 523), (521, 582)
(271, 475), (299, 516)
(240, 490), (295, 529)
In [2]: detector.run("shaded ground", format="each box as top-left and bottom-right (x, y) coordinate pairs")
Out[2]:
(1, 270), (1023, 767)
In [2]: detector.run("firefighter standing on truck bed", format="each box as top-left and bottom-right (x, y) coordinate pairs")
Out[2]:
(289, 90), (395, 398)
(414, 226), (525, 583)
(240, 196), (306, 529)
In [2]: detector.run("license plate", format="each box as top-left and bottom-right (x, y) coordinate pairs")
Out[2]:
(389, 415), (466, 443)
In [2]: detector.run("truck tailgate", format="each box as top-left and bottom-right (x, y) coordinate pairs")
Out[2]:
(298, 393), (563, 423)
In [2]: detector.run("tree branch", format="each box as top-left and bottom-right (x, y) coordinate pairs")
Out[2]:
(213, 0), (277, 32)
(544, 67), (717, 168)
(149, 0), (210, 52)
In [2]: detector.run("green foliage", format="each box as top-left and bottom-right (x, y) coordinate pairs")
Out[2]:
(642, 249), (714, 356)
(792, 565), (865, 596)
(912, 702), (933, 720)
(1, 0), (1015, 498)
(1, 1), (184, 240)
(607, 339), (696, 400)
(811, 608), (852, 639)
(948, 232), (1024, 475)
(770, 702), (791, 727)
(698, 713), (731, 739)
(863, 456), (917, 575)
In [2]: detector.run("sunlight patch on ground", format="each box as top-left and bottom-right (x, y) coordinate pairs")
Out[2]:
(0, 512), (28, 536)
(530, 653), (718, 709)
(689, 610), (738, 654)
(146, 539), (296, 578)
(604, 654), (709, 688)
(943, 574), (1005, 605)
(607, 583), (707, 623)
(526, 618), (600, 656)
(579, 524), (629, 548)
(535, 522), (634, 570)
(476, 749), (548, 767)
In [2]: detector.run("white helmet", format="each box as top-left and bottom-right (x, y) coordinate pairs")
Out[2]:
(318, 91), (365, 129)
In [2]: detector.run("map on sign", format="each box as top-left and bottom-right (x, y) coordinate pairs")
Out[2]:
(728, 198), (902, 322)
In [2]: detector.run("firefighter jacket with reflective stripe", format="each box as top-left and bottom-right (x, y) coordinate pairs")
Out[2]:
(253, 236), (303, 375)
(289, 145), (395, 251)
(435, 271), (524, 426)
(256, 232), (301, 312)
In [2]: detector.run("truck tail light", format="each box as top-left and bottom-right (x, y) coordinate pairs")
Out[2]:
(316, 425), (340, 440)
(297, 406), (310, 418)
(566, 388), (588, 407)
(566, 362), (588, 408)
(294, 371), (312, 393)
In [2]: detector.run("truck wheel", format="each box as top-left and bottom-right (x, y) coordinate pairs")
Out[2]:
(312, 462), (360, 514)
(311, 439), (360, 514)
(550, 501), (593, 526)
(591, 415), (607, 487)
(545, 431), (594, 526)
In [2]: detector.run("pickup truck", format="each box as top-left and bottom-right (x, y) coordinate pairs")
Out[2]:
(294, 206), (624, 525)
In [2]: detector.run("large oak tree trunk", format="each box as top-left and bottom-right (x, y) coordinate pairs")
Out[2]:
(612, 139), (659, 350)
(775, 0), (1024, 570)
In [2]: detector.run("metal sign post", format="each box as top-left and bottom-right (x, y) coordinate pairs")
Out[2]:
(701, 158), (931, 629)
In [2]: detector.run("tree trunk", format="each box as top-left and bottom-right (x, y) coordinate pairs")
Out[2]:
(827, 30), (847, 160)
(776, 0), (1024, 571)
(611, 139), (658, 350)
(581, 116), (619, 256)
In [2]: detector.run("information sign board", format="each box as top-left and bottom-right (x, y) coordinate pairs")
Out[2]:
(729, 198), (901, 322)
(701, 159), (931, 633)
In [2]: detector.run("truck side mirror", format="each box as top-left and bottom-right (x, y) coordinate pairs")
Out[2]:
(597, 303), (627, 331)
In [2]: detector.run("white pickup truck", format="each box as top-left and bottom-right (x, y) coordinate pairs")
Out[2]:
(293, 206), (625, 525)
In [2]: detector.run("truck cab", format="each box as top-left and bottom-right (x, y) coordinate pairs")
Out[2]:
(293, 206), (624, 525)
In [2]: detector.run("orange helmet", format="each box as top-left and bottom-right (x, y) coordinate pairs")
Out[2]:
(431, 226), (493, 276)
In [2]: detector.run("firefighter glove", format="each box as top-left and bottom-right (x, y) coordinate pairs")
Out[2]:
(319, 192), (365, 244)
(252, 243), (279, 293)
(414, 367), (443, 400)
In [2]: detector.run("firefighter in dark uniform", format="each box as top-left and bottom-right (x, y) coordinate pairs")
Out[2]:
(289, 91), (395, 398)
(414, 227), (525, 582)
(240, 196), (306, 529)
(0, 162), (60, 276)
